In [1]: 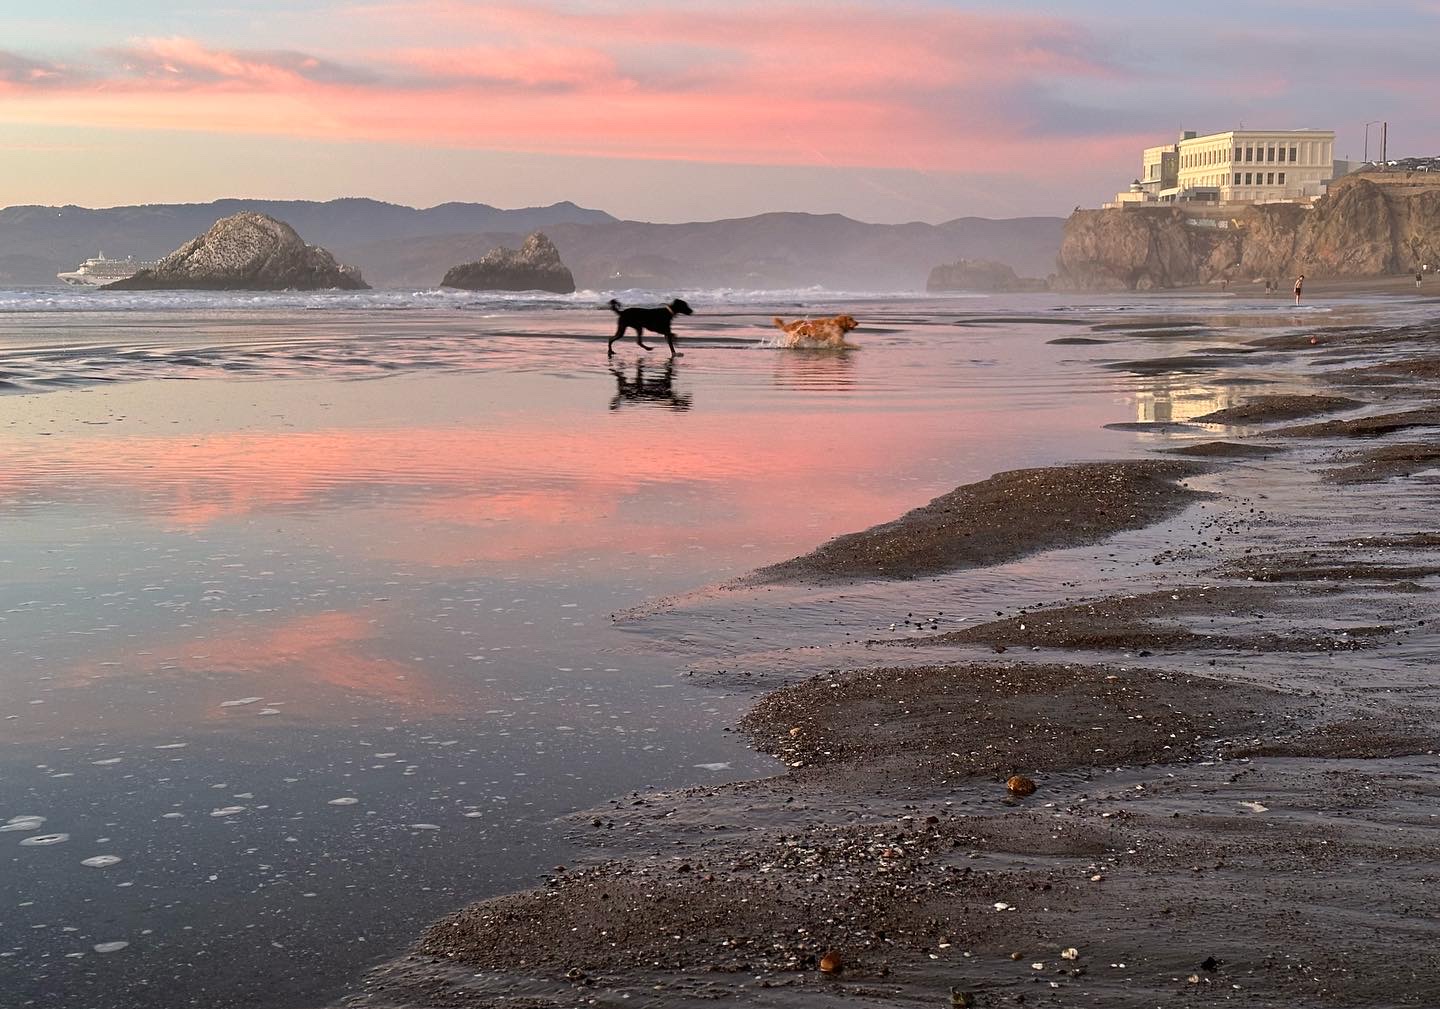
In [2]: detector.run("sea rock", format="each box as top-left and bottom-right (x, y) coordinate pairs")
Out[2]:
(440, 232), (576, 293)
(1054, 174), (1440, 291)
(926, 258), (1047, 292)
(104, 211), (368, 291)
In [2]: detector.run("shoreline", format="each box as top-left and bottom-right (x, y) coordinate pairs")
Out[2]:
(333, 312), (1440, 1009)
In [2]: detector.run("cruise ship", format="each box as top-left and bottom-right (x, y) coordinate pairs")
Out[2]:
(57, 252), (158, 287)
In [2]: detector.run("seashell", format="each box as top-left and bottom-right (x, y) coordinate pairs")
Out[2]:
(819, 949), (843, 973)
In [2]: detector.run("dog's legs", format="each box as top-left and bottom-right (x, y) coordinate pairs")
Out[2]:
(636, 327), (653, 351)
(665, 331), (681, 356)
(609, 321), (628, 356)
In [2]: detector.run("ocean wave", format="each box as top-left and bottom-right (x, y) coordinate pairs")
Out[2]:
(0, 286), (949, 314)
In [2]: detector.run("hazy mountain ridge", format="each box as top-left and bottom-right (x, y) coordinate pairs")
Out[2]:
(0, 198), (1064, 290)
(0, 198), (614, 285)
(340, 213), (1064, 290)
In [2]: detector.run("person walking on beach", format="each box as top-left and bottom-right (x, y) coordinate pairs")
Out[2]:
(1293, 273), (1305, 305)
(1417, 270), (1424, 288)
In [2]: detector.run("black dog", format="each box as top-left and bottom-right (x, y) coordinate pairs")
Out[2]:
(607, 298), (693, 357)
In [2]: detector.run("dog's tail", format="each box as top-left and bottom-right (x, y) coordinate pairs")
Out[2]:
(772, 317), (788, 330)
(608, 298), (623, 314)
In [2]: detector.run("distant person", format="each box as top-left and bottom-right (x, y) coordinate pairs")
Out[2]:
(1221, 278), (1229, 291)
(1293, 273), (1305, 305)
(1417, 270), (1424, 288)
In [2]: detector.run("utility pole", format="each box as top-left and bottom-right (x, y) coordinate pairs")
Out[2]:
(1364, 120), (1381, 162)
(1381, 121), (1387, 164)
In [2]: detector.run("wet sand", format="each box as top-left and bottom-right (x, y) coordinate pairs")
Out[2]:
(1189, 394), (1361, 424)
(335, 313), (1440, 1009)
(746, 461), (1206, 585)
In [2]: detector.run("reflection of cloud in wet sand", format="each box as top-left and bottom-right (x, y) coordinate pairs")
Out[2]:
(81, 610), (445, 713)
(0, 416), (932, 565)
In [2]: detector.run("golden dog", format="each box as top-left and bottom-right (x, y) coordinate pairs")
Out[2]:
(771, 314), (860, 349)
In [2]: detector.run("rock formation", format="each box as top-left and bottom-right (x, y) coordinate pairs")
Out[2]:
(926, 258), (1047, 292)
(105, 212), (367, 291)
(440, 232), (576, 293)
(1055, 175), (1440, 291)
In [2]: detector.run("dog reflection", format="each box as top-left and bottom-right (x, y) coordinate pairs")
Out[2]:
(609, 360), (692, 411)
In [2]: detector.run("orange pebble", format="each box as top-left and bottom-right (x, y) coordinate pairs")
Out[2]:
(1007, 775), (1038, 796)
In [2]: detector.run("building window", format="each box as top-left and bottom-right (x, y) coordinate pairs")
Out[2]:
(1234, 147), (1242, 161)
(1245, 147), (1253, 161)
(1234, 173), (1241, 185)
(1289, 147), (1297, 162)
(1278, 172), (1286, 185)
(1268, 147), (1276, 162)
(1245, 173), (1252, 184)
(1267, 173), (1274, 184)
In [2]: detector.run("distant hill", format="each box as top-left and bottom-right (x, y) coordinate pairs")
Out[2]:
(342, 214), (1065, 291)
(0, 198), (1064, 291)
(0, 198), (615, 286)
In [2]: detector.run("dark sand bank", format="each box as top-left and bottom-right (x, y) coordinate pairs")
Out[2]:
(744, 662), (1290, 782)
(1325, 443), (1440, 484)
(747, 460), (1206, 586)
(901, 586), (1393, 654)
(1275, 407), (1440, 438)
(333, 314), (1440, 1009)
(1190, 394), (1361, 425)
(1167, 440), (1281, 458)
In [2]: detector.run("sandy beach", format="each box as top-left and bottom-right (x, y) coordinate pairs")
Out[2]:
(4, 292), (1439, 1009)
(332, 303), (1440, 1009)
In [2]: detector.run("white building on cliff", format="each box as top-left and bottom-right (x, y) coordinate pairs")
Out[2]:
(1109, 129), (1337, 208)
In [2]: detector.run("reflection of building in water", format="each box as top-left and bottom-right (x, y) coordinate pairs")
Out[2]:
(609, 360), (692, 411)
(1134, 380), (1237, 423)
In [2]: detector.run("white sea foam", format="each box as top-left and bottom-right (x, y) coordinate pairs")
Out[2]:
(82, 855), (123, 868)
(0, 285), (936, 315)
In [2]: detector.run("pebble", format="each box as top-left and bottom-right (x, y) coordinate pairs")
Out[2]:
(1006, 775), (1037, 797)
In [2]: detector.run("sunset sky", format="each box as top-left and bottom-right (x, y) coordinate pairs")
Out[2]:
(3, 0), (1437, 222)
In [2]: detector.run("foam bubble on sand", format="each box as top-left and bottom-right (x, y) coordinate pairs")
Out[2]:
(154, 743), (188, 750)
(93, 942), (129, 953)
(91, 758), (123, 765)
(19, 833), (69, 846)
(1, 816), (45, 832)
(82, 855), (122, 868)
(219, 697), (263, 708)
(327, 797), (359, 806)
(409, 823), (442, 831)
(209, 806), (247, 817)
(694, 762), (732, 771)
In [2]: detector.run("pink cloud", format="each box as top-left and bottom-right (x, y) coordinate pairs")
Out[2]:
(0, 3), (1125, 172)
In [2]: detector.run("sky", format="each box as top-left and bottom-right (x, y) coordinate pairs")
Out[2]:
(2, 0), (1439, 222)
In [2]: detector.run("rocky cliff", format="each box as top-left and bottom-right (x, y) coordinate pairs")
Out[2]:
(105, 212), (367, 291)
(1056, 175), (1440, 291)
(926, 258), (1047, 292)
(440, 232), (575, 293)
